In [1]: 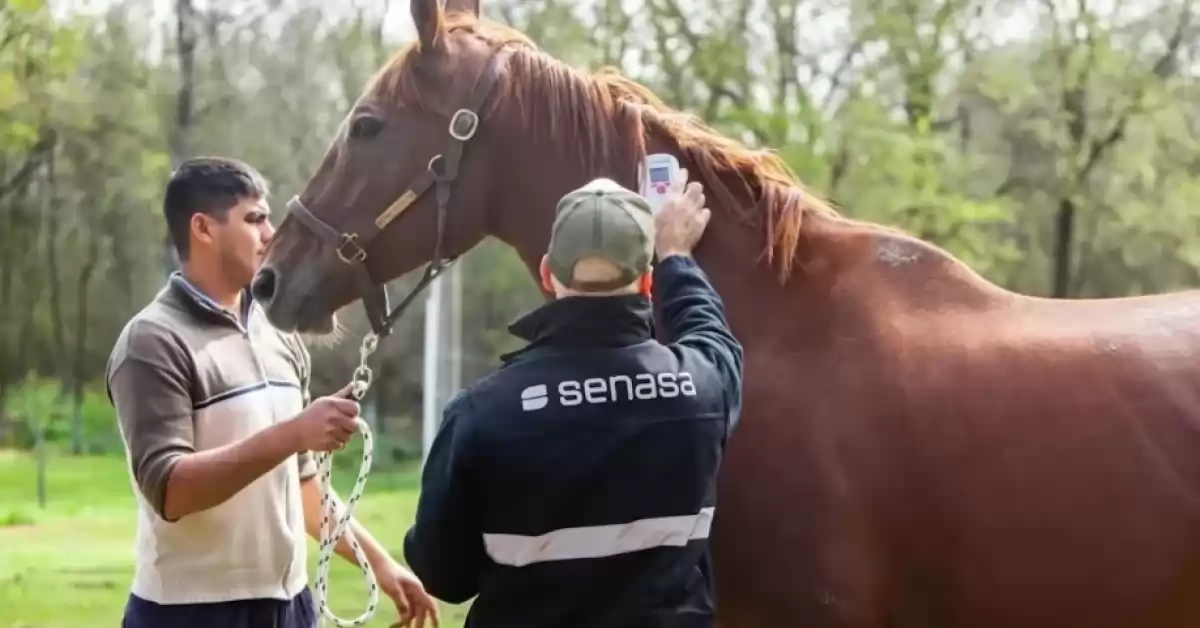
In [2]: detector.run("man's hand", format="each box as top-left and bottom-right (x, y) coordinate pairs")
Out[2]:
(284, 383), (361, 453)
(377, 559), (440, 628)
(655, 167), (711, 259)
(158, 383), (360, 522)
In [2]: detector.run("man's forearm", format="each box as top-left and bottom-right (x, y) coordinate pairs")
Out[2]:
(302, 479), (394, 568)
(347, 518), (393, 568)
(162, 420), (297, 521)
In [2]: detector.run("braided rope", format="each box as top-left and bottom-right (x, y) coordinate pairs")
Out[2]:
(312, 334), (380, 627)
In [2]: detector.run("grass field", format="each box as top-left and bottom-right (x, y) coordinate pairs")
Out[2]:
(0, 450), (471, 627)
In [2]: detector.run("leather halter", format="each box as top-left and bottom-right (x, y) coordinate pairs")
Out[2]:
(285, 48), (507, 338)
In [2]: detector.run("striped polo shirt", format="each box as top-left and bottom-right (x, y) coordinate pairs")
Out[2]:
(106, 272), (318, 604)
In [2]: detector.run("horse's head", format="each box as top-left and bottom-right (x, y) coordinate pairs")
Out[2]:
(254, 0), (521, 335)
(256, 0), (840, 337)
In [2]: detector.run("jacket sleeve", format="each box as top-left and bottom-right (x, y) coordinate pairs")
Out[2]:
(653, 254), (745, 434)
(403, 393), (485, 604)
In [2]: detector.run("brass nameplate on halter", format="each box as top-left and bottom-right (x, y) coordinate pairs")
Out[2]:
(375, 190), (418, 229)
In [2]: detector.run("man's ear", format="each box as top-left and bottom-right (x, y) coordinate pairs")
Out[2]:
(638, 271), (653, 298)
(191, 213), (215, 247)
(539, 255), (555, 294)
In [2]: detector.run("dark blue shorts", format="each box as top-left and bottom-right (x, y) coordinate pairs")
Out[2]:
(121, 587), (316, 628)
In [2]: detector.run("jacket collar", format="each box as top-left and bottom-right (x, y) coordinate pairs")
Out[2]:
(502, 294), (654, 362)
(163, 271), (255, 333)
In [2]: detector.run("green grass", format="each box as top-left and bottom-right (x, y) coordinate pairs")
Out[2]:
(0, 450), (471, 627)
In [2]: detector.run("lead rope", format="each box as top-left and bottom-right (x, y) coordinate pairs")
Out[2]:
(313, 332), (380, 627)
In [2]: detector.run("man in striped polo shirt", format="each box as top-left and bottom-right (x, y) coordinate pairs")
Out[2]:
(107, 157), (439, 628)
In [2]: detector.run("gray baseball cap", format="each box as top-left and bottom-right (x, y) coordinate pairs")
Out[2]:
(546, 178), (656, 292)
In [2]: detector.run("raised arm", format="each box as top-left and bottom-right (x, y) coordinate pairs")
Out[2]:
(654, 254), (743, 422)
(651, 172), (745, 432)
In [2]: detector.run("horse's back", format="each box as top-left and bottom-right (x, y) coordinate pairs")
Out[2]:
(879, 290), (1200, 627)
(712, 283), (1200, 628)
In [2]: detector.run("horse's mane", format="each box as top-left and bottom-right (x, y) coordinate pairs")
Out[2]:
(367, 11), (841, 283)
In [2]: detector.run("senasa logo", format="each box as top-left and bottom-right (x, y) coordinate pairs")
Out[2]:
(521, 384), (549, 411)
(520, 373), (696, 411)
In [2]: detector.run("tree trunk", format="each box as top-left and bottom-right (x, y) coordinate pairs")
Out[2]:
(69, 234), (101, 454)
(0, 179), (20, 444)
(44, 152), (71, 441)
(165, 0), (198, 273)
(173, 0), (196, 163)
(0, 142), (48, 443)
(1051, 197), (1076, 298)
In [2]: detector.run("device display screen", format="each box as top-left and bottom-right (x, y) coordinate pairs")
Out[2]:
(649, 166), (671, 183)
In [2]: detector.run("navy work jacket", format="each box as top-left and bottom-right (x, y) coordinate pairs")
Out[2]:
(404, 254), (744, 628)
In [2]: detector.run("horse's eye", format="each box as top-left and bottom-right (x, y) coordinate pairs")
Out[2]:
(349, 116), (384, 139)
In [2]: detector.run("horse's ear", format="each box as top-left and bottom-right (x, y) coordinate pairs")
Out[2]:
(444, 0), (480, 16)
(410, 0), (444, 52)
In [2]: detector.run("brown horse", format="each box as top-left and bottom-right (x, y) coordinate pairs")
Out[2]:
(252, 1), (1200, 626)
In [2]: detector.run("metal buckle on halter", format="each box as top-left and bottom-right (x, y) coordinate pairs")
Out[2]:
(449, 109), (479, 141)
(336, 233), (367, 264)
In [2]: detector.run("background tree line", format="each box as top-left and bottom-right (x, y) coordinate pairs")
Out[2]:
(1, 0), (1197, 463)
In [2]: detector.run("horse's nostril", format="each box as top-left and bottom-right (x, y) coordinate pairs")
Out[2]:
(252, 267), (277, 303)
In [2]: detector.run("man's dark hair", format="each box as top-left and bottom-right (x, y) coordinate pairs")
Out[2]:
(163, 156), (270, 260)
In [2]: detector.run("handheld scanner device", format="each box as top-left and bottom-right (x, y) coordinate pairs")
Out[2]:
(639, 153), (681, 214)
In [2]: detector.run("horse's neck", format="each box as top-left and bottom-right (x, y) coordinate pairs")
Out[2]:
(651, 156), (1015, 334)
(486, 109), (1009, 326)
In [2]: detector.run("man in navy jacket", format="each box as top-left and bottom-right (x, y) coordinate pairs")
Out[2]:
(404, 170), (744, 628)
